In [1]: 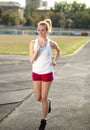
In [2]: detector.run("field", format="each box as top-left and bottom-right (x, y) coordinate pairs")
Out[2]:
(0, 35), (90, 56)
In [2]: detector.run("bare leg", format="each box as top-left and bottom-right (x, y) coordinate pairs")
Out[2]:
(33, 81), (52, 118)
(41, 81), (52, 119)
(33, 81), (42, 101)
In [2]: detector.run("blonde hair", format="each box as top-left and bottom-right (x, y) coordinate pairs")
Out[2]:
(44, 19), (52, 32)
(38, 21), (50, 32)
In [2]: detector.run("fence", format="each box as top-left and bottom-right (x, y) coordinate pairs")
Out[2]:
(0, 26), (90, 36)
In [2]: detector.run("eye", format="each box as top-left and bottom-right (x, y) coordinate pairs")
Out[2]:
(37, 29), (45, 32)
(37, 29), (40, 31)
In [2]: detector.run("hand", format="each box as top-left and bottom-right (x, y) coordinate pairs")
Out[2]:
(50, 61), (56, 66)
(38, 42), (42, 48)
(37, 43), (41, 51)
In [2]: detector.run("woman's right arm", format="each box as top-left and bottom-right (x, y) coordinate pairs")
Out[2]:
(29, 40), (40, 63)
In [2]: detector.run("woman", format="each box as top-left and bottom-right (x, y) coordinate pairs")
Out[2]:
(29, 20), (60, 130)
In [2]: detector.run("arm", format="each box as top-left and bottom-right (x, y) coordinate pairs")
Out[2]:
(50, 40), (60, 66)
(29, 40), (40, 63)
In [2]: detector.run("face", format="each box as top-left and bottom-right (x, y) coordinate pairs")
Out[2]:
(37, 24), (48, 38)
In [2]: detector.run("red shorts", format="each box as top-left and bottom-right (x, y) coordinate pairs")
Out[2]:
(32, 72), (54, 82)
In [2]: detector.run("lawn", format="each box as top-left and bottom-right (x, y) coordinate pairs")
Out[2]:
(0, 35), (90, 56)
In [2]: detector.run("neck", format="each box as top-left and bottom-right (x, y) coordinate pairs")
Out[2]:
(38, 36), (48, 47)
(39, 36), (48, 41)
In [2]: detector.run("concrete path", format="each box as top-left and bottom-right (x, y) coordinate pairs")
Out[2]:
(0, 42), (90, 130)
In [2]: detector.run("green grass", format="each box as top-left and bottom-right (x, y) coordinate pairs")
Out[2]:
(51, 36), (90, 56)
(0, 35), (90, 56)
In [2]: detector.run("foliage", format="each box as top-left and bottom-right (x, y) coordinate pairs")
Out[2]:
(1, 11), (25, 26)
(25, 15), (33, 26)
(53, 1), (90, 29)
(0, 1), (90, 28)
(24, 4), (37, 18)
(0, 7), (3, 17)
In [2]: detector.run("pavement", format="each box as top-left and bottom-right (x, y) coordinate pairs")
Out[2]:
(0, 41), (90, 130)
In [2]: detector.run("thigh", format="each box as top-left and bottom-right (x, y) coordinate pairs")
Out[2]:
(41, 81), (52, 100)
(33, 81), (42, 101)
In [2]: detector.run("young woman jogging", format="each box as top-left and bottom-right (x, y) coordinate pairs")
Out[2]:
(29, 20), (60, 130)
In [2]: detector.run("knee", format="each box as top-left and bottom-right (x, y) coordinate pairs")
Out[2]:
(41, 97), (47, 102)
(35, 96), (41, 102)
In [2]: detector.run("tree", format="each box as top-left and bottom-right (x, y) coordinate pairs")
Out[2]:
(67, 19), (73, 29)
(24, 4), (37, 18)
(25, 16), (33, 26)
(0, 7), (3, 17)
(9, 11), (22, 25)
(0, 7), (3, 23)
(52, 1), (89, 29)
(78, 13), (90, 29)
(54, 1), (71, 14)
(1, 11), (24, 26)
(48, 11), (61, 27)
(1, 11), (10, 25)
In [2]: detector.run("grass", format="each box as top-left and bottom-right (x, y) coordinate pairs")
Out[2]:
(0, 35), (90, 56)
(52, 36), (90, 56)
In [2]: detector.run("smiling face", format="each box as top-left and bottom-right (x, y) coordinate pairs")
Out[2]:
(37, 24), (48, 38)
(37, 21), (49, 38)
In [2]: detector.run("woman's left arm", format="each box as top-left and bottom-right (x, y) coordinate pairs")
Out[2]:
(50, 40), (60, 66)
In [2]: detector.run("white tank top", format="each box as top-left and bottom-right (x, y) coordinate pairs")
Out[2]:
(32, 38), (53, 74)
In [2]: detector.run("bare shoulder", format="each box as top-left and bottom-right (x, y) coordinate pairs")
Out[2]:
(49, 39), (59, 49)
(30, 39), (36, 44)
(50, 39), (57, 44)
(29, 39), (36, 47)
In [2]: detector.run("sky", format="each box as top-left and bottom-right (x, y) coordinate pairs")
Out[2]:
(0, 0), (90, 8)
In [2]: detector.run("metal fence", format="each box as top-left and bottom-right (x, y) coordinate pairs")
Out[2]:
(0, 26), (90, 36)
